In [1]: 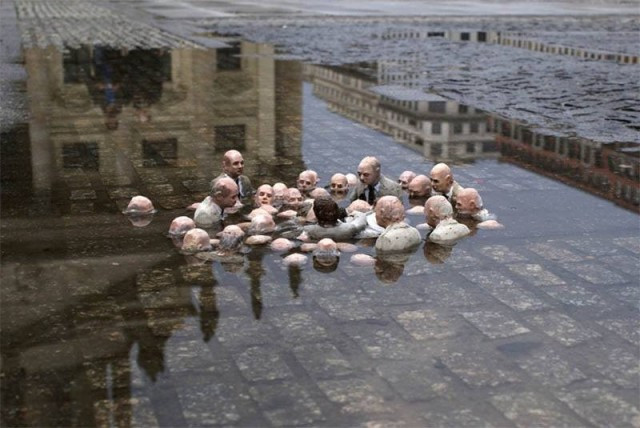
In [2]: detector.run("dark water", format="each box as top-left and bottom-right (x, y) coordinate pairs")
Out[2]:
(1, 41), (639, 427)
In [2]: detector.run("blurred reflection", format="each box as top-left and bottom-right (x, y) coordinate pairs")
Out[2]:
(423, 240), (454, 264)
(374, 251), (415, 284)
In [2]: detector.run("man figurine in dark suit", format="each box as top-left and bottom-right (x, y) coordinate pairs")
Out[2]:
(349, 156), (403, 205)
(214, 150), (253, 199)
(429, 163), (463, 208)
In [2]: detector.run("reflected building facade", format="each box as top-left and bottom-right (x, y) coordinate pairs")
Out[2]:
(305, 63), (498, 164)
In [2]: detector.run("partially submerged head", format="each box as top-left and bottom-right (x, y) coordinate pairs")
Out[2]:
(407, 175), (432, 199)
(217, 225), (245, 253)
(254, 184), (274, 207)
(222, 150), (244, 179)
(398, 170), (417, 190)
(313, 196), (341, 227)
(297, 170), (318, 195)
(330, 173), (349, 193)
(285, 188), (304, 209)
(272, 183), (288, 207)
(346, 199), (371, 214)
(309, 187), (330, 200)
(357, 156), (381, 186)
(248, 214), (276, 235)
(211, 177), (239, 209)
(456, 187), (483, 216)
(182, 228), (212, 253)
(169, 216), (196, 236)
(425, 195), (453, 228)
(124, 195), (155, 215)
(375, 196), (404, 228)
(429, 163), (454, 194)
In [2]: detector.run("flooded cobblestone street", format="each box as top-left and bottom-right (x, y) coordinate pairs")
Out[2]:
(1, 0), (639, 426)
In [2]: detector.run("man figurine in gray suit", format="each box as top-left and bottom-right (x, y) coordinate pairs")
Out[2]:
(429, 162), (463, 208)
(214, 150), (253, 199)
(349, 156), (402, 204)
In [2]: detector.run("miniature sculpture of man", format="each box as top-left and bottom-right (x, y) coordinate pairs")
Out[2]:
(302, 196), (367, 241)
(215, 150), (253, 198)
(350, 156), (403, 204)
(329, 173), (349, 194)
(407, 174), (432, 200)
(374, 196), (422, 252)
(398, 170), (417, 191)
(429, 162), (463, 207)
(297, 170), (318, 198)
(455, 187), (503, 229)
(426, 195), (471, 245)
(194, 177), (239, 227)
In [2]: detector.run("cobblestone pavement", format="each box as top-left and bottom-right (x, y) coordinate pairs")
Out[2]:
(1, 0), (639, 426)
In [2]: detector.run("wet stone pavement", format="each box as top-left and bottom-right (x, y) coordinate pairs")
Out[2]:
(1, 0), (640, 427)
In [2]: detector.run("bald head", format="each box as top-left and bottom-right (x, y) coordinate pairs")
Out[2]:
(297, 170), (318, 195)
(217, 225), (245, 253)
(330, 173), (348, 193)
(222, 150), (244, 179)
(254, 184), (274, 206)
(398, 170), (417, 190)
(357, 156), (381, 186)
(408, 175), (432, 198)
(456, 187), (483, 216)
(248, 214), (276, 235)
(425, 195), (453, 228)
(211, 177), (239, 208)
(375, 196), (405, 228)
(430, 163), (454, 194)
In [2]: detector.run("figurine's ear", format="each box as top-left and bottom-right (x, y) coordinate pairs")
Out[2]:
(469, 199), (477, 210)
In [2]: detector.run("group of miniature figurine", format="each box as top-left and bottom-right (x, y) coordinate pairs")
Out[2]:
(123, 149), (502, 271)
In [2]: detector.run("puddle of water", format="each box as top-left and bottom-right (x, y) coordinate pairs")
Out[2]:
(1, 40), (638, 426)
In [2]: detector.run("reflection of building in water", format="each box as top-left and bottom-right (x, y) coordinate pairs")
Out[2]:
(305, 63), (497, 163)
(490, 116), (640, 211)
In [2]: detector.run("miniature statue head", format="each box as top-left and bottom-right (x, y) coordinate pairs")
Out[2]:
(455, 187), (483, 217)
(330, 173), (349, 193)
(254, 184), (274, 207)
(375, 195), (405, 228)
(345, 173), (358, 187)
(125, 195), (155, 214)
(217, 225), (245, 253)
(297, 170), (318, 195)
(247, 214), (276, 235)
(211, 177), (239, 209)
(425, 195), (453, 228)
(182, 228), (212, 252)
(222, 150), (244, 179)
(357, 156), (381, 186)
(407, 174), (432, 199)
(272, 182), (288, 207)
(169, 216), (196, 236)
(429, 163), (454, 194)
(313, 196), (341, 227)
(309, 187), (329, 199)
(398, 170), (417, 190)
(346, 199), (371, 214)
(285, 188), (304, 209)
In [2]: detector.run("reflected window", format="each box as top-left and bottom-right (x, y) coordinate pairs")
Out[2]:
(466, 142), (475, 153)
(64, 47), (91, 83)
(217, 45), (242, 71)
(461, 32), (470, 41)
(453, 123), (463, 134)
(63, 143), (99, 170)
(470, 121), (479, 133)
(428, 101), (446, 113)
(415, 138), (424, 146)
(215, 125), (246, 152)
(458, 105), (468, 114)
(482, 141), (497, 152)
(431, 144), (442, 156)
(143, 138), (177, 167)
(478, 32), (487, 42)
(432, 122), (442, 134)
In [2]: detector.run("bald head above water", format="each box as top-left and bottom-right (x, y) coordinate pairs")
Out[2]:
(357, 156), (381, 186)
(398, 170), (417, 190)
(330, 173), (348, 192)
(456, 187), (483, 216)
(425, 195), (453, 227)
(408, 175), (432, 198)
(297, 170), (318, 195)
(375, 195), (404, 228)
(429, 162), (454, 194)
(212, 177), (239, 209)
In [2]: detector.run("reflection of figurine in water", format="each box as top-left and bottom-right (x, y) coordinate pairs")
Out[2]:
(375, 252), (413, 284)
(194, 177), (238, 228)
(398, 170), (417, 191)
(312, 238), (340, 273)
(123, 195), (156, 227)
(455, 188), (504, 229)
(374, 196), (422, 253)
(350, 156), (403, 204)
(297, 170), (318, 198)
(430, 163), (464, 207)
(423, 239), (454, 264)
(425, 196), (470, 245)
(90, 46), (124, 130)
(214, 150), (253, 199)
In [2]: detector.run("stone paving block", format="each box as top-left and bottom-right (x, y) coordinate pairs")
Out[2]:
(588, 344), (640, 389)
(343, 324), (418, 360)
(317, 378), (390, 414)
(136, 170), (169, 184)
(596, 318), (639, 346)
(164, 338), (218, 373)
(555, 388), (640, 427)
(70, 202), (95, 214)
(442, 250), (483, 269)
(559, 262), (627, 285)
(292, 342), (353, 379)
(258, 280), (304, 306)
(419, 280), (493, 308)
(214, 286), (248, 310)
(69, 189), (97, 200)
(316, 295), (379, 321)
(375, 360), (451, 402)
(440, 352), (521, 388)
(507, 263), (566, 286)
(154, 195), (195, 210)
(564, 237), (623, 256)
(268, 311), (329, 344)
(102, 175), (133, 186)
(249, 381), (325, 426)
(176, 382), (249, 426)
(234, 345), (294, 382)
(599, 254), (640, 277)
(394, 309), (465, 340)
(107, 187), (140, 199)
(542, 284), (607, 307)
(147, 183), (175, 195)
(516, 348), (586, 388)
(527, 242), (584, 262)
(479, 245), (528, 263)
(613, 237), (640, 255)
(361, 285), (423, 306)
(182, 178), (211, 192)
(525, 311), (600, 346)
(608, 286), (640, 309)
(216, 315), (277, 349)
(461, 310), (530, 339)
(460, 270), (549, 311)
(422, 407), (494, 427)
(490, 391), (583, 427)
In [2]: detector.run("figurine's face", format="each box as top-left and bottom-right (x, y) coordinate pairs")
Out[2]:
(408, 180), (431, 198)
(429, 169), (451, 193)
(218, 183), (239, 208)
(224, 152), (244, 178)
(255, 185), (274, 206)
(286, 189), (304, 208)
(398, 172), (415, 190)
(358, 162), (379, 186)
(297, 172), (316, 193)
(455, 193), (476, 216)
(330, 175), (348, 192)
